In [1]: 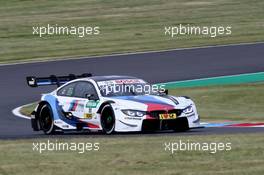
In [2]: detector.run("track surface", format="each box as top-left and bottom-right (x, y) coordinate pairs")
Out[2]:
(1, 43), (264, 139)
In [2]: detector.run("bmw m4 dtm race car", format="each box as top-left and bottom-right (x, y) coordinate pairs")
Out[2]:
(26, 74), (200, 134)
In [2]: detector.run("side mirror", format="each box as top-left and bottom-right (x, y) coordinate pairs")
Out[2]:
(86, 94), (99, 101)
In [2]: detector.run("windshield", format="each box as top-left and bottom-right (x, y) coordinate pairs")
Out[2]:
(97, 79), (161, 97)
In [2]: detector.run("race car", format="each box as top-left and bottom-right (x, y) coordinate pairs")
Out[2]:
(26, 74), (200, 134)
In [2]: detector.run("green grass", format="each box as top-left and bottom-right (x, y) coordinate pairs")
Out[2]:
(169, 83), (264, 122)
(1, 0), (264, 63)
(0, 133), (264, 175)
(20, 103), (37, 117)
(20, 83), (264, 122)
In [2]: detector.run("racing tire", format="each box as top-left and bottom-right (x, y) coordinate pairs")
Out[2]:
(100, 104), (115, 134)
(173, 117), (190, 132)
(38, 103), (55, 135)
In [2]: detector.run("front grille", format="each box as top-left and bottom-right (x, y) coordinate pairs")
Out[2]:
(148, 109), (182, 119)
(142, 117), (189, 131)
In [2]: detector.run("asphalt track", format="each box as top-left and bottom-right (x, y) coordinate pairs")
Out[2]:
(1, 43), (264, 139)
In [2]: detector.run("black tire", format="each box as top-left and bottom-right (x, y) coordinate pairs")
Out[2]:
(173, 117), (190, 132)
(100, 104), (115, 134)
(38, 103), (55, 135)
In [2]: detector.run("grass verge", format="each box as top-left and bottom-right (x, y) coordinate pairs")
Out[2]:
(0, 133), (263, 175)
(169, 83), (264, 122)
(20, 83), (264, 122)
(1, 0), (264, 63)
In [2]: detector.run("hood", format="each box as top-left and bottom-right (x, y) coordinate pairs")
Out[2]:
(108, 95), (188, 111)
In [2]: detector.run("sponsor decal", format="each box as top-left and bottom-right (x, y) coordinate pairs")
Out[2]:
(62, 125), (69, 128)
(124, 117), (142, 121)
(97, 79), (145, 86)
(68, 100), (85, 112)
(54, 121), (63, 124)
(88, 108), (92, 113)
(114, 79), (144, 84)
(86, 100), (99, 108)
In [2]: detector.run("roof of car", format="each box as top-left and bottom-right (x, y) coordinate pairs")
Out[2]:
(88, 75), (138, 82)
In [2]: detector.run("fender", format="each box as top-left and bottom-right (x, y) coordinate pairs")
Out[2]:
(97, 100), (115, 114)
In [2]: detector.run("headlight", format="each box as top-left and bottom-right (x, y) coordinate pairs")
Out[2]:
(121, 110), (146, 117)
(183, 105), (194, 114)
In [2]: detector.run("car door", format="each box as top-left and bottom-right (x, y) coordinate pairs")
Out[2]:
(57, 81), (99, 119)
(56, 81), (83, 118)
(72, 81), (100, 119)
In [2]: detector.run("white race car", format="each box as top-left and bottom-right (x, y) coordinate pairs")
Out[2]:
(27, 74), (200, 134)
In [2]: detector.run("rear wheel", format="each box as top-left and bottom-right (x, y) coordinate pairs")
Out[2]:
(100, 104), (115, 134)
(38, 104), (55, 135)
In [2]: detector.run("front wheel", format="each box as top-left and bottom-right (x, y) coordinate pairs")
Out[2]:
(100, 104), (115, 134)
(38, 104), (55, 135)
(173, 117), (190, 132)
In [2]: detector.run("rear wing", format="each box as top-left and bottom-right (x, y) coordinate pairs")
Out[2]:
(26, 73), (92, 87)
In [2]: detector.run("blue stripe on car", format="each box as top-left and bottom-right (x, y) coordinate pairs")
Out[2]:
(111, 95), (174, 106)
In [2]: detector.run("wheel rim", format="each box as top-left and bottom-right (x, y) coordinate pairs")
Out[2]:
(102, 114), (115, 133)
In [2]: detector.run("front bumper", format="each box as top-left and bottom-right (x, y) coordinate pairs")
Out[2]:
(115, 107), (200, 132)
(142, 117), (189, 131)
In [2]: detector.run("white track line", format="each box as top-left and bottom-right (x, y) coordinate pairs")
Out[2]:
(12, 104), (31, 120)
(1, 41), (264, 66)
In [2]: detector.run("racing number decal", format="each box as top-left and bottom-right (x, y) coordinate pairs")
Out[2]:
(84, 113), (92, 119)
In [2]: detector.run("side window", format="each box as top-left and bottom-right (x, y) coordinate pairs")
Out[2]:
(73, 81), (98, 98)
(57, 82), (76, 97)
